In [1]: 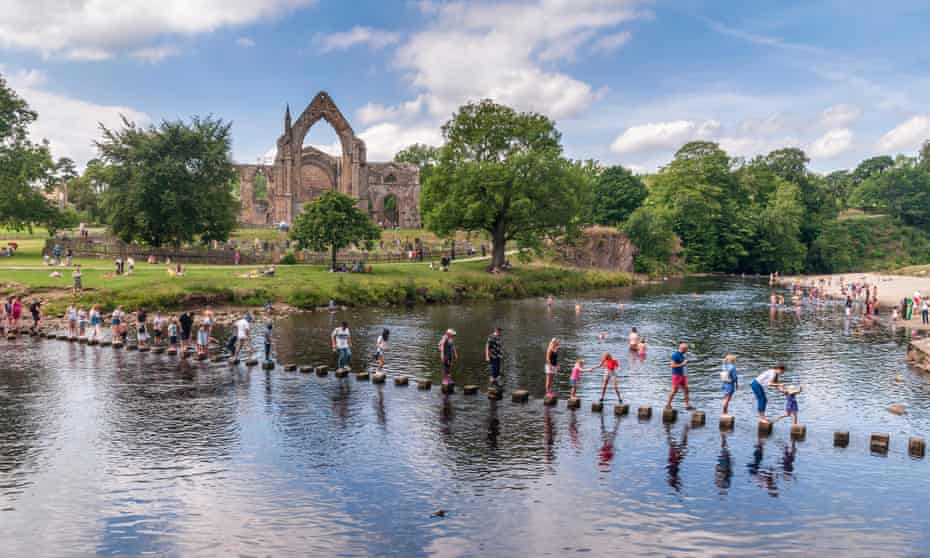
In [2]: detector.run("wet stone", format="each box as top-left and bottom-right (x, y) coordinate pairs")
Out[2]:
(871, 433), (890, 454)
(662, 407), (678, 424)
(262, 361), (275, 370)
(909, 437), (925, 458)
(691, 411), (706, 427)
(615, 404), (630, 416)
(758, 420), (773, 436)
(567, 397), (581, 409)
(245, 359), (259, 366)
(284, 363), (297, 371)
(463, 385), (478, 395)
(416, 379), (432, 390)
(440, 383), (454, 394)
(316, 367), (330, 377)
(152, 347), (165, 354)
(356, 371), (370, 381)
(299, 365), (313, 373)
(591, 402), (604, 413)
(487, 387), (503, 400)
(637, 407), (652, 420)
(511, 389), (529, 403)
(543, 395), (558, 406)
(335, 368), (349, 378)
(166, 349), (177, 355)
(834, 431), (850, 447)
(720, 415), (735, 430)
(394, 375), (408, 386)
(790, 424), (807, 441)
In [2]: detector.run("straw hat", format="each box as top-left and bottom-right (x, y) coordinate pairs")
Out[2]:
(785, 385), (802, 395)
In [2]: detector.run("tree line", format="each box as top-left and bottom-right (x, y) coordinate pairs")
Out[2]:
(3, 71), (929, 274)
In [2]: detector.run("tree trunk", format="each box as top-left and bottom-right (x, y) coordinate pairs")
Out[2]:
(331, 244), (337, 272)
(491, 227), (506, 269)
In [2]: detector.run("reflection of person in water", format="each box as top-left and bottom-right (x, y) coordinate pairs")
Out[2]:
(439, 394), (453, 436)
(598, 414), (619, 471)
(665, 425), (689, 493)
(747, 437), (779, 496)
(568, 411), (581, 451)
(715, 433), (733, 493)
(487, 400), (500, 449)
(373, 384), (386, 427)
(779, 440), (797, 481)
(543, 407), (556, 465)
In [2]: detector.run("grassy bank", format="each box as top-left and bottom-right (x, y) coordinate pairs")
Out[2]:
(0, 237), (634, 313)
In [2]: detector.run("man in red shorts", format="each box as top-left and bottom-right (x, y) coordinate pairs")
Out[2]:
(666, 342), (695, 410)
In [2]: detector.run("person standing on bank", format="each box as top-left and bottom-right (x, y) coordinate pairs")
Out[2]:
(751, 365), (785, 423)
(439, 329), (458, 385)
(665, 343), (695, 410)
(486, 327), (503, 388)
(331, 321), (352, 370)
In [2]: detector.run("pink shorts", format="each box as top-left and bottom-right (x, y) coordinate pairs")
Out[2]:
(672, 375), (688, 388)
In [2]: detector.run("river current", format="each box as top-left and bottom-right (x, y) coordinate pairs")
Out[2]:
(1, 277), (928, 557)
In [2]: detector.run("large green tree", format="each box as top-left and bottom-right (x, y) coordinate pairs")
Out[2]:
(290, 191), (381, 271)
(0, 73), (59, 232)
(98, 116), (238, 246)
(591, 165), (647, 226)
(421, 100), (588, 269)
(395, 143), (439, 185)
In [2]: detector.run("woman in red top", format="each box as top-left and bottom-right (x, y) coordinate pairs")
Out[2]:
(593, 352), (622, 403)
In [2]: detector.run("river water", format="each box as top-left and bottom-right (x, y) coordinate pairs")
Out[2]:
(2, 277), (929, 557)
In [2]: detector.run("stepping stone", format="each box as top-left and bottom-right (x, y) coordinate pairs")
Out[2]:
(152, 347), (165, 354)
(355, 371), (370, 381)
(463, 385), (479, 395)
(543, 395), (558, 406)
(139, 346), (151, 353)
(57, 334), (68, 340)
(487, 387), (503, 400)
(394, 375), (408, 386)
(909, 436), (925, 458)
(79, 338), (88, 344)
(871, 432), (890, 454)
(113, 342), (124, 349)
(416, 378), (432, 390)
(284, 363), (297, 371)
(637, 407), (652, 420)
(614, 404), (629, 416)
(195, 353), (207, 361)
(299, 365), (313, 373)
(316, 366), (330, 377)
(790, 424), (807, 441)
(126, 345), (138, 351)
(211, 356), (225, 363)
(245, 359), (258, 366)
(69, 337), (77, 343)
(440, 383), (454, 394)
(566, 397), (581, 409)
(758, 420), (773, 436)
(691, 411), (706, 427)
(372, 373), (386, 384)
(591, 401), (603, 412)
(228, 357), (239, 364)
(335, 368), (349, 378)
(662, 407), (678, 424)
(100, 340), (112, 347)
(511, 389), (529, 403)
(262, 360), (275, 370)
(834, 431), (850, 447)
(720, 415), (735, 430)
(167, 349), (178, 355)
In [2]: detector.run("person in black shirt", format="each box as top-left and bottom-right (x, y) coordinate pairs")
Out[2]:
(179, 311), (193, 352)
(29, 299), (42, 333)
(485, 327), (503, 388)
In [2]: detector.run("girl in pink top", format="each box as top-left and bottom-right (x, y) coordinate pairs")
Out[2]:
(593, 352), (623, 403)
(569, 359), (589, 398)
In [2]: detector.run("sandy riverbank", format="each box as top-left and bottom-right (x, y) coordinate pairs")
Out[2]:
(779, 272), (930, 330)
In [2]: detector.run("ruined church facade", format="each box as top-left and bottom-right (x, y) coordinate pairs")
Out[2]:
(235, 91), (421, 228)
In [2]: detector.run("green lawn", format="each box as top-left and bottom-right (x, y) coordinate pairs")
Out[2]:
(0, 234), (633, 313)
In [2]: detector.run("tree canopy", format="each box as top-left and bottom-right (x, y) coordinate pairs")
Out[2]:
(421, 99), (588, 268)
(0, 73), (60, 232)
(97, 116), (238, 246)
(590, 165), (647, 226)
(290, 191), (381, 271)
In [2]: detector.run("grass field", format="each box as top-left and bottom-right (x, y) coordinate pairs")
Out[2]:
(0, 234), (634, 314)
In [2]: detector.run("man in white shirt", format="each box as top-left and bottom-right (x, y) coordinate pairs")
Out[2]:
(234, 316), (251, 357)
(332, 321), (352, 369)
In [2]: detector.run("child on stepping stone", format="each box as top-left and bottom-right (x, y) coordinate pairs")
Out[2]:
(569, 359), (590, 399)
(775, 386), (801, 425)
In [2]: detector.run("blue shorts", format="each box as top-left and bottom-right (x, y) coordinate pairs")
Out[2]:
(570, 378), (579, 387)
(722, 382), (736, 396)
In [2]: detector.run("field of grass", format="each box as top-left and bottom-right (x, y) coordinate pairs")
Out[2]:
(0, 234), (634, 314)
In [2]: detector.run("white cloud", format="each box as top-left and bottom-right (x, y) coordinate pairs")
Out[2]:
(313, 26), (400, 53)
(130, 45), (181, 63)
(610, 119), (720, 154)
(236, 37), (256, 48)
(808, 128), (853, 159)
(820, 104), (861, 128)
(356, 96), (425, 126)
(394, 0), (647, 120)
(0, 0), (315, 60)
(591, 31), (632, 53)
(358, 123), (443, 161)
(7, 69), (149, 167)
(876, 115), (930, 153)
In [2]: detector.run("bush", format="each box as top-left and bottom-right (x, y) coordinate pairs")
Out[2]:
(279, 252), (297, 265)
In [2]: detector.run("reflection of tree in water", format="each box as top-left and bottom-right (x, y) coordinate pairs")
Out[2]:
(715, 433), (733, 494)
(104, 358), (242, 465)
(0, 363), (64, 500)
(664, 424), (689, 493)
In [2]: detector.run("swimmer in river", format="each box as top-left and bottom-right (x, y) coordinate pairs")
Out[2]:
(546, 295), (553, 308)
(628, 327), (640, 351)
(575, 304), (581, 314)
(599, 331), (606, 342)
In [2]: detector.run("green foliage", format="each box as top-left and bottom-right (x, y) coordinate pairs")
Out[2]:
(279, 251), (297, 265)
(66, 158), (110, 223)
(395, 143), (439, 185)
(849, 165), (930, 229)
(0, 73), (60, 232)
(623, 205), (677, 274)
(591, 165), (647, 225)
(253, 173), (268, 200)
(808, 215), (930, 273)
(290, 191), (381, 270)
(98, 115), (238, 246)
(422, 99), (588, 268)
(745, 180), (807, 273)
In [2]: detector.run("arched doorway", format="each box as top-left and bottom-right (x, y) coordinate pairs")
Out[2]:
(383, 194), (398, 228)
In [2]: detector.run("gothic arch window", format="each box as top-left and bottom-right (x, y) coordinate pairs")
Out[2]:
(384, 173), (397, 184)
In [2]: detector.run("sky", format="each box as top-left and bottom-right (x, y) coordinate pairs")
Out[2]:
(1, 0), (929, 173)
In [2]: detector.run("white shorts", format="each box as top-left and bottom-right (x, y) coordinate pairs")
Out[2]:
(545, 364), (558, 375)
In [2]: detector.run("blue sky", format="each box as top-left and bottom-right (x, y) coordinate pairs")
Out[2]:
(2, 0), (929, 173)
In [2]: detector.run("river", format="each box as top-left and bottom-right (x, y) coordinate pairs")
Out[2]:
(1, 277), (928, 556)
